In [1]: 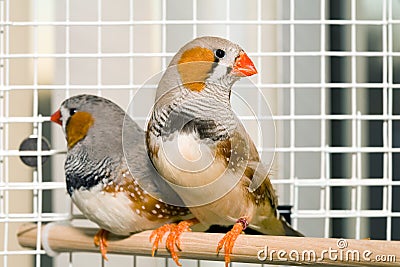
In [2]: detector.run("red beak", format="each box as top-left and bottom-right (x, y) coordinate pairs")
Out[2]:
(50, 109), (62, 126)
(232, 51), (257, 77)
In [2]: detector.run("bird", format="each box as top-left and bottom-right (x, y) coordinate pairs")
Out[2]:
(146, 36), (303, 266)
(50, 94), (192, 260)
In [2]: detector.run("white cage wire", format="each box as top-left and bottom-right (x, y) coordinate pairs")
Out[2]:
(1, 0), (400, 266)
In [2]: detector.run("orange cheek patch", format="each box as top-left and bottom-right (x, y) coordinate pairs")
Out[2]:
(178, 47), (214, 92)
(66, 111), (94, 148)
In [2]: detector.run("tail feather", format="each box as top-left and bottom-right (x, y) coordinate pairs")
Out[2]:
(279, 214), (304, 237)
(251, 211), (304, 237)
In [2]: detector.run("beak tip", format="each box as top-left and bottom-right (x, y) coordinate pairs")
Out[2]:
(50, 110), (62, 126)
(233, 51), (258, 77)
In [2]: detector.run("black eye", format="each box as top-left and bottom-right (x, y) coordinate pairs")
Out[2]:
(215, 49), (225, 59)
(69, 108), (77, 116)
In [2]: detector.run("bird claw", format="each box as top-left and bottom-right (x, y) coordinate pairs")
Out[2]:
(150, 224), (175, 257)
(165, 220), (194, 266)
(94, 229), (109, 261)
(216, 222), (245, 267)
(150, 219), (198, 266)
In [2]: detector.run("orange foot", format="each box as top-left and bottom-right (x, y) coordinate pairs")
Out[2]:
(216, 218), (249, 267)
(150, 218), (199, 266)
(94, 229), (109, 260)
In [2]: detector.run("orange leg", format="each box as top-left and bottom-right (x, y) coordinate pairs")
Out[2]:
(94, 229), (109, 261)
(150, 218), (199, 266)
(149, 223), (176, 257)
(166, 218), (198, 265)
(216, 218), (249, 267)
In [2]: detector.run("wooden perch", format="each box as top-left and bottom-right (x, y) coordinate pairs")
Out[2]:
(18, 223), (399, 266)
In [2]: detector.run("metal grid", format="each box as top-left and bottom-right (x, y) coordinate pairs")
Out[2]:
(0, 0), (399, 266)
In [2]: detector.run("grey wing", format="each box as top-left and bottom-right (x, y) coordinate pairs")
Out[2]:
(122, 116), (186, 207)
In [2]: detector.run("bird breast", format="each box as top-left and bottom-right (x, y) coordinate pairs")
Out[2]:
(71, 184), (168, 235)
(152, 131), (227, 188)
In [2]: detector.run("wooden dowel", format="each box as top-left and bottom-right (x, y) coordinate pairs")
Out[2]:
(17, 223), (399, 266)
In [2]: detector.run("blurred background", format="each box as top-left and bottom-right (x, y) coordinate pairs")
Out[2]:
(1, 0), (400, 266)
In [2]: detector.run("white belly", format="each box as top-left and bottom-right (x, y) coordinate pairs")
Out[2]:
(155, 132), (227, 187)
(71, 184), (169, 236)
(153, 133), (233, 206)
(152, 132), (253, 222)
(189, 181), (255, 226)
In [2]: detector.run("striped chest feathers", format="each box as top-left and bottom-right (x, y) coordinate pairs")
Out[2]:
(64, 150), (114, 195)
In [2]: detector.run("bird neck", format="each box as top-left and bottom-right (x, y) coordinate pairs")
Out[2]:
(66, 121), (124, 167)
(150, 83), (237, 139)
(65, 147), (115, 195)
